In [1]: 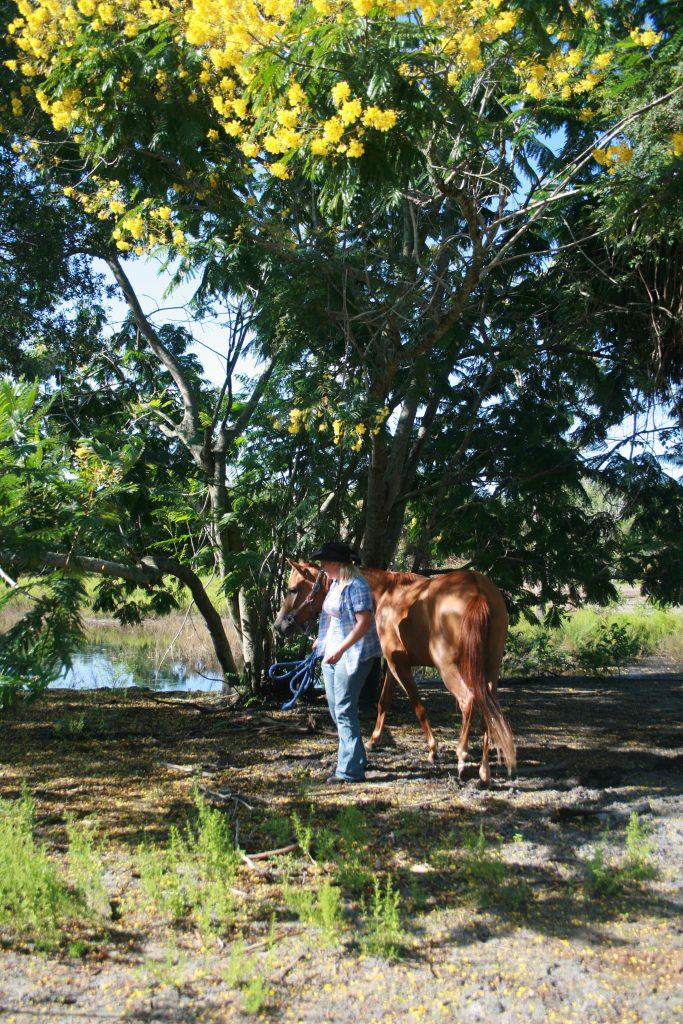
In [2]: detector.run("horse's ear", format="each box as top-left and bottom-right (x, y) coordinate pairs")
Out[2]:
(286, 558), (315, 581)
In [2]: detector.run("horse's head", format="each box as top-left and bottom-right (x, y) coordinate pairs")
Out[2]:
(273, 559), (327, 637)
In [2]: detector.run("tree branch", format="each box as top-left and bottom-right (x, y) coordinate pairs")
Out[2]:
(106, 255), (201, 447)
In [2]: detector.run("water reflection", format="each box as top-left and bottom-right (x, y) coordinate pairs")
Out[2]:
(50, 642), (223, 692)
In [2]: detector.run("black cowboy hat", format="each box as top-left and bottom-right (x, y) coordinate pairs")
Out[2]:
(309, 541), (361, 565)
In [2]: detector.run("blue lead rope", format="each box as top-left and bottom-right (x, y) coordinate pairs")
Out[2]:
(268, 650), (321, 710)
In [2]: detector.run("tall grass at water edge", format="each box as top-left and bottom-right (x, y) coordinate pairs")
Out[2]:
(505, 606), (683, 676)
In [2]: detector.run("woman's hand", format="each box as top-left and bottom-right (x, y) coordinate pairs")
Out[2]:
(324, 648), (344, 665)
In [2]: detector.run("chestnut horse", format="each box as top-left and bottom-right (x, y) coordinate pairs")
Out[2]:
(274, 561), (516, 782)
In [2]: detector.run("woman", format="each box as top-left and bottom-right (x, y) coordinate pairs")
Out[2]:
(311, 541), (381, 784)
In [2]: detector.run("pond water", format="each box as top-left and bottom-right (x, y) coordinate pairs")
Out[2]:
(49, 642), (224, 692)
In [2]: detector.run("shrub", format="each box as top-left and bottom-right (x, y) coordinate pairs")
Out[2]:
(573, 621), (640, 673)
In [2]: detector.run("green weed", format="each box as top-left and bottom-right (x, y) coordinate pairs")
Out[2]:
(333, 806), (372, 891)
(360, 874), (403, 961)
(460, 826), (531, 913)
(262, 811), (292, 848)
(584, 814), (656, 899)
(65, 816), (109, 917)
(135, 791), (239, 938)
(142, 945), (189, 991)
(290, 809), (313, 859)
(54, 712), (86, 737)
(222, 938), (269, 1015)
(242, 974), (269, 1014)
(283, 879), (342, 943)
(584, 833), (621, 899)
(67, 939), (89, 958)
(223, 937), (258, 988)
(0, 787), (104, 949)
(624, 812), (656, 881)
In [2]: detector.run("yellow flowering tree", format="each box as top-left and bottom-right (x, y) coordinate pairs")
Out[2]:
(3, 0), (681, 570)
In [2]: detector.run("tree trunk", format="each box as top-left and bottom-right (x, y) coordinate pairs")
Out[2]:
(238, 588), (263, 693)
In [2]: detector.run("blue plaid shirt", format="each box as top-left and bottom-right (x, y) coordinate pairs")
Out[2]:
(315, 576), (382, 674)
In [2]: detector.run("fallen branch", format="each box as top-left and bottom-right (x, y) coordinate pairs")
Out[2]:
(149, 694), (239, 714)
(160, 761), (217, 778)
(198, 784), (267, 810)
(243, 925), (306, 953)
(245, 842), (299, 861)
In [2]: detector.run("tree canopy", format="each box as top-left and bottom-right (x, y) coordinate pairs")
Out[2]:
(1, 0), (682, 700)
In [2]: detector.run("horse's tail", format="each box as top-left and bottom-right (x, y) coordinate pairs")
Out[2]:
(459, 593), (516, 775)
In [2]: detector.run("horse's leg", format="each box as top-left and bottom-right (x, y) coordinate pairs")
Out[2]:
(390, 661), (438, 763)
(456, 692), (475, 770)
(478, 677), (500, 785)
(366, 668), (397, 752)
(437, 664), (478, 778)
(480, 729), (491, 785)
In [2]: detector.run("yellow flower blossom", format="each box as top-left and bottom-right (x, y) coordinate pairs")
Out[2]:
(671, 132), (683, 158)
(288, 82), (304, 106)
(310, 136), (330, 156)
(126, 214), (144, 239)
(630, 27), (661, 47)
(362, 106), (397, 131)
(331, 81), (351, 106)
(269, 160), (290, 179)
(322, 116), (344, 143)
(276, 107), (298, 128)
(339, 97), (362, 125)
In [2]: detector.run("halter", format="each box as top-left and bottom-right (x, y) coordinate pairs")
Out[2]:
(281, 569), (326, 634)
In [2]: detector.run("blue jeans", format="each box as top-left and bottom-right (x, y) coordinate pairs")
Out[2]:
(322, 657), (372, 781)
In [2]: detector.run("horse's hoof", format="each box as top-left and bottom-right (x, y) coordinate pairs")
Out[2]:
(428, 750), (438, 764)
(479, 769), (491, 787)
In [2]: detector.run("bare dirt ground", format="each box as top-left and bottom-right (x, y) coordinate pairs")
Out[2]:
(1, 670), (682, 1024)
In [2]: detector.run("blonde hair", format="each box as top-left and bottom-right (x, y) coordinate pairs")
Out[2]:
(338, 562), (364, 589)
